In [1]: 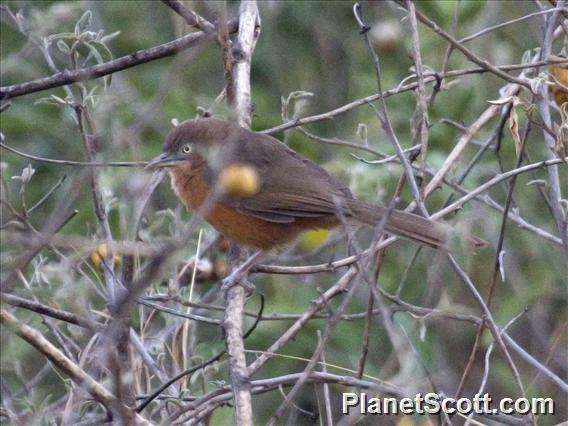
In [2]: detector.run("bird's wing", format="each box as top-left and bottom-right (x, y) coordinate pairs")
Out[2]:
(219, 131), (353, 224)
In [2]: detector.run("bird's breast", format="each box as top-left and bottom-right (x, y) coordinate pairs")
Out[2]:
(169, 167), (209, 211)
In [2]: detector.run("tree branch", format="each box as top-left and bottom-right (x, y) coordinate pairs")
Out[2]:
(0, 20), (238, 100)
(222, 2), (261, 426)
(160, 0), (216, 33)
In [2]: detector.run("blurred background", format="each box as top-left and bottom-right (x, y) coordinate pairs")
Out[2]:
(1, 1), (567, 424)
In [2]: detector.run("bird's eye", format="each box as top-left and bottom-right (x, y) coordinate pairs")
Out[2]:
(182, 144), (192, 154)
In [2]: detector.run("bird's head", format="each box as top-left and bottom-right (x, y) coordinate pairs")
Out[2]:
(146, 117), (233, 172)
(147, 117), (261, 197)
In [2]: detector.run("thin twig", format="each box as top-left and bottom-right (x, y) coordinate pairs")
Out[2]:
(267, 266), (362, 424)
(356, 292), (374, 380)
(1, 142), (146, 167)
(176, 371), (403, 424)
(261, 61), (561, 135)
(317, 331), (333, 426)
(455, 109), (533, 399)
(161, 0), (216, 33)
(459, 7), (567, 43)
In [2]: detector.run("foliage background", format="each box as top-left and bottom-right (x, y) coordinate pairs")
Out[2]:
(1, 1), (566, 425)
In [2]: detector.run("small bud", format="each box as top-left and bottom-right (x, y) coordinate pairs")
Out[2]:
(12, 164), (35, 184)
(90, 243), (121, 270)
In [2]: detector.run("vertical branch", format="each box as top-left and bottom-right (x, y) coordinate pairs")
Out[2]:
(231, 1), (261, 127)
(223, 252), (252, 426)
(535, 2), (568, 260)
(406, 0), (430, 192)
(222, 2), (261, 426)
(219, 4), (235, 107)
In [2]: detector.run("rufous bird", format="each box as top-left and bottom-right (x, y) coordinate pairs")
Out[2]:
(147, 117), (459, 254)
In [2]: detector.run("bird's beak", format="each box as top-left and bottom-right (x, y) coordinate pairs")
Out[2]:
(145, 153), (180, 169)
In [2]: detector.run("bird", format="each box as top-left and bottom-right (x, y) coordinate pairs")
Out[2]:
(146, 117), (466, 257)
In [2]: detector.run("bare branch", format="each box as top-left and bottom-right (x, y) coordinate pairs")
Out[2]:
(406, 0), (431, 191)
(459, 7), (567, 43)
(0, 21), (238, 100)
(534, 2), (568, 259)
(1, 142), (146, 167)
(231, 1), (261, 127)
(161, 0), (216, 33)
(221, 2), (261, 425)
(261, 61), (561, 135)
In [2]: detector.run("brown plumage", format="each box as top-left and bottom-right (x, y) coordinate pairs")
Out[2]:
(148, 117), (449, 250)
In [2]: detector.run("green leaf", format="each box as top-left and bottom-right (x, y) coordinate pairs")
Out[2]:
(56, 39), (70, 54)
(84, 42), (104, 65)
(34, 94), (69, 107)
(100, 30), (121, 44)
(89, 40), (113, 62)
(74, 10), (92, 35)
(45, 33), (76, 44)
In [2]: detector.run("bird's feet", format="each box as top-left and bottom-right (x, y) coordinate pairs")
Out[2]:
(220, 250), (264, 293)
(221, 273), (256, 293)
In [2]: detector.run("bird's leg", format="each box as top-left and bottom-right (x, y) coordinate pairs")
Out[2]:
(221, 249), (264, 292)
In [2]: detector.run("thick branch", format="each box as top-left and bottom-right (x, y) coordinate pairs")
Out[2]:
(0, 20), (238, 100)
(222, 2), (261, 426)
(232, 1), (260, 127)
(534, 1), (568, 258)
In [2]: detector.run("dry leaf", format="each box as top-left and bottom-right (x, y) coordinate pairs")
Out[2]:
(509, 101), (522, 158)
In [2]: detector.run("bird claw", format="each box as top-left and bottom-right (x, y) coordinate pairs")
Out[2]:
(221, 274), (255, 293)
(220, 249), (263, 293)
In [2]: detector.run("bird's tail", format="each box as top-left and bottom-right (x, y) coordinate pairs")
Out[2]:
(347, 200), (447, 249)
